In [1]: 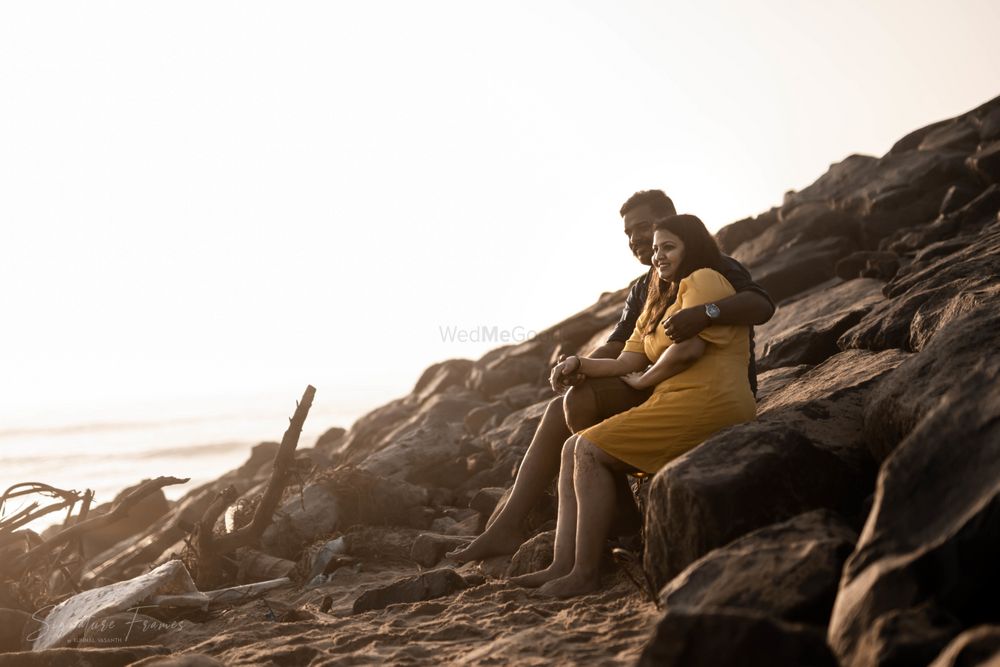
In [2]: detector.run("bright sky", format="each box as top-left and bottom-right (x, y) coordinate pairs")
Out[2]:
(2, 0), (999, 428)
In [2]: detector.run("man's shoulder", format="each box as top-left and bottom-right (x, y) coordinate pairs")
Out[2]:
(717, 254), (750, 275)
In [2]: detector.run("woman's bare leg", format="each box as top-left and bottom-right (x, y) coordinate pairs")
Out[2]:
(539, 437), (629, 598)
(509, 436), (579, 587)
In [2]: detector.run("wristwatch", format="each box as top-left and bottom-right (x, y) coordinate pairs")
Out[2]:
(704, 303), (721, 320)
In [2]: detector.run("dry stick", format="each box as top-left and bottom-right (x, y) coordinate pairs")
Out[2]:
(196, 385), (316, 584)
(13, 476), (189, 574)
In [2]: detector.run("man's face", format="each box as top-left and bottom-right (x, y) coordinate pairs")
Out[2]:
(622, 204), (657, 266)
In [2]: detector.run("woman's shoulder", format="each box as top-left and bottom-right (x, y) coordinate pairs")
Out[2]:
(678, 268), (736, 300)
(682, 267), (733, 288)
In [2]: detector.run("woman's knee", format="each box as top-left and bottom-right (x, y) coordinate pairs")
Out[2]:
(560, 435), (577, 464)
(564, 382), (598, 432)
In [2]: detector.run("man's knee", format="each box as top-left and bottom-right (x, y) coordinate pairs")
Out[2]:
(564, 382), (599, 432)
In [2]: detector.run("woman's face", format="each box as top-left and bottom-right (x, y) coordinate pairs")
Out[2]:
(652, 228), (685, 283)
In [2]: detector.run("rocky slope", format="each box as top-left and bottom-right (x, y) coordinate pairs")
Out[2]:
(3, 94), (1000, 666)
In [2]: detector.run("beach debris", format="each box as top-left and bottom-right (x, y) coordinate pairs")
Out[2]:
(352, 568), (468, 614)
(193, 385), (315, 588)
(150, 577), (291, 610)
(410, 533), (468, 568)
(237, 548), (296, 581)
(306, 537), (346, 581)
(32, 559), (199, 650)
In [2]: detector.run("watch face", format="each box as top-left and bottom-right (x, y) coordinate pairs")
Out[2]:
(706, 303), (721, 319)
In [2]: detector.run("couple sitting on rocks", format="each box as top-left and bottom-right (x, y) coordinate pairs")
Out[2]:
(448, 189), (775, 598)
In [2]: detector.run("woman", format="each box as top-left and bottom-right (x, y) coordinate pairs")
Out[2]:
(512, 214), (756, 598)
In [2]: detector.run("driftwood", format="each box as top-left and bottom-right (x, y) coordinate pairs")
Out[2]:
(12, 476), (188, 576)
(195, 385), (316, 587)
(150, 576), (292, 610)
(0, 483), (84, 534)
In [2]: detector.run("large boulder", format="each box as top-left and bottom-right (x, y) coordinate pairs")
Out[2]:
(638, 609), (837, 667)
(714, 207), (778, 254)
(732, 202), (861, 303)
(755, 277), (885, 371)
(840, 223), (1000, 353)
(828, 362), (1000, 667)
(659, 510), (856, 627)
(862, 306), (1000, 463)
(929, 626), (1000, 667)
(643, 349), (906, 590)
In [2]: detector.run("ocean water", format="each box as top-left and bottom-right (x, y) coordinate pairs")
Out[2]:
(0, 394), (367, 532)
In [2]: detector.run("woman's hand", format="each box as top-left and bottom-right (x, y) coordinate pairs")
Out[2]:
(550, 355), (584, 393)
(621, 371), (649, 391)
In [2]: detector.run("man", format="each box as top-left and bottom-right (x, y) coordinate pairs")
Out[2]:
(449, 190), (774, 562)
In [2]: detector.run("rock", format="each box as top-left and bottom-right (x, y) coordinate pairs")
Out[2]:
(0, 646), (171, 666)
(659, 510), (856, 626)
(313, 427), (345, 450)
(466, 351), (547, 398)
(507, 530), (555, 577)
(835, 604), (962, 667)
(638, 608), (837, 667)
(939, 183), (982, 216)
(232, 441), (280, 479)
(79, 482), (170, 560)
(783, 154), (880, 206)
(848, 149), (973, 245)
(410, 533), (468, 567)
(917, 115), (982, 152)
(130, 655), (226, 667)
(754, 364), (812, 402)
(732, 202), (861, 303)
(260, 483), (340, 559)
(755, 278), (885, 371)
(841, 226), (1000, 353)
(352, 568), (468, 614)
(353, 392), (488, 487)
(342, 526), (426, 562)
(828, 363), (1000, 667)
(861, 307), (1000, 462)
(968, 140), (1000, 184)
(714, 207), (778, 254)
(930, 625), (1000, 667)
(884, 184), (1000, 255)
(468, 487), (505, 518)
(0, 608), (30, 653)
(463, 403), (507, 435)
(643, 349), (906, 591)
(411, 358), (474, 403)
(835, 251), (900, 281)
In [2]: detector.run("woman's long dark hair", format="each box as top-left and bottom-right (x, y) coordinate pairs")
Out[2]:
(639, 214), (722, 336)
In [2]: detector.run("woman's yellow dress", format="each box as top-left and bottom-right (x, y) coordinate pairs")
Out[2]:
(580, 268), (756, 473)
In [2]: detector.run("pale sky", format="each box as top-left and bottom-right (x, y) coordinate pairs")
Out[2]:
(2, 1), (999, 428)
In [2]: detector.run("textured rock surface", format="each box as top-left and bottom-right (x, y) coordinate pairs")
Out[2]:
(659, 510), (856, 626)
(828, 363), (1000, 667)
(638, 609), (838, 667)
(643, 349), (905, 590)
(755, 277), (885, 371)
(352, 568), (468, 614)
(929, 625), (1000, 667)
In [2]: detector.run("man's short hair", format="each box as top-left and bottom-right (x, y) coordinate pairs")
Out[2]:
(619, 190), (677, 219)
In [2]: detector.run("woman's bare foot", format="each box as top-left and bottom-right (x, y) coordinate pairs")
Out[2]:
(446, 526), (524, 563)
(536, 571), (600, 598)
(509, 562), (572, 588)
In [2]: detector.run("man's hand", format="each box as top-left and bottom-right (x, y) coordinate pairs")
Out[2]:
(550, 354), (585, 393)
(621, 371), (648, 390)
(662, 306), (711, 342)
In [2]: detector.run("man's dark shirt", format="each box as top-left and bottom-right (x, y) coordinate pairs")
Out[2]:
(606, 256), (772, 395)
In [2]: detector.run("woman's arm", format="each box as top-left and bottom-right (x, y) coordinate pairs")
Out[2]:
(621, 336), (706, 390)
(550, 351), (648, 391)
